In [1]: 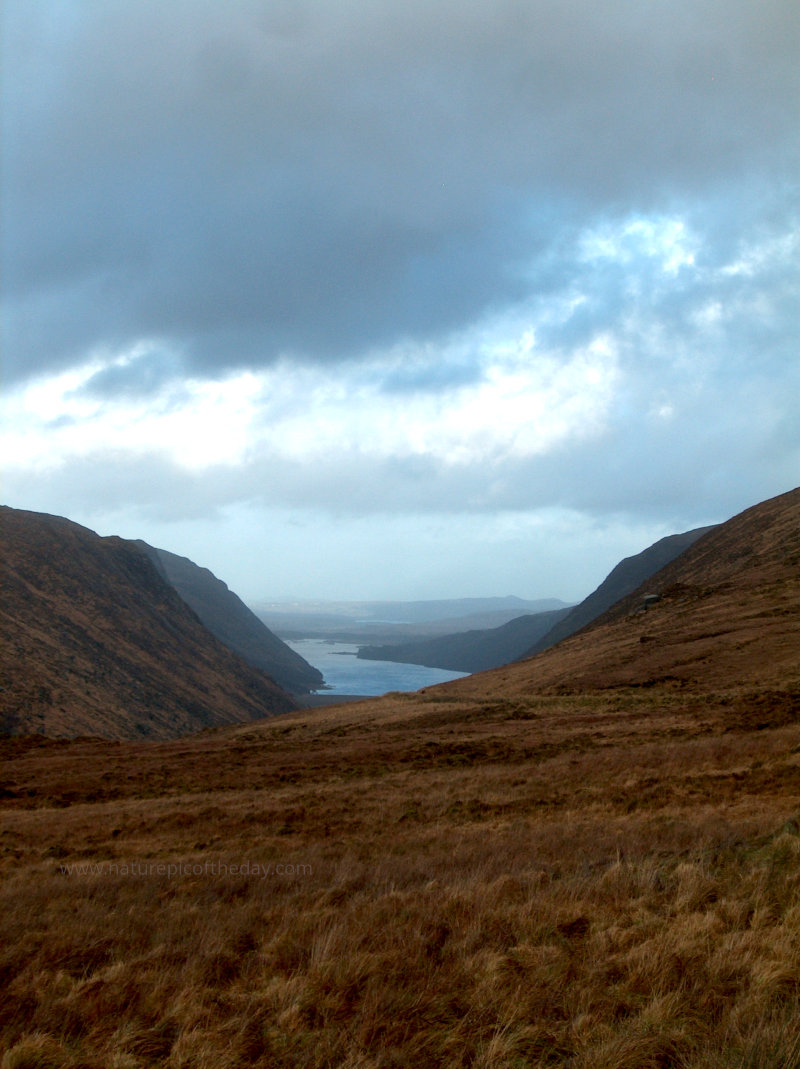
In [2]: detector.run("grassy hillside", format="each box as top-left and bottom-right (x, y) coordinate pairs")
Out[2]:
(520, 525), (716, 660)
(1, 488), (798, 1066)
(2, 686), (800, 1066)
(0, 508), (296, 740)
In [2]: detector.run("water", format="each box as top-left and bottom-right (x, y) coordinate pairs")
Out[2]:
(285, 638), (468, 697)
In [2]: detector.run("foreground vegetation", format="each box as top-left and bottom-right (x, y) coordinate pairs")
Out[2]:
(2, 680), (800, 1067)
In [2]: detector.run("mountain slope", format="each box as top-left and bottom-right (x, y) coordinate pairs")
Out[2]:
(358, 607), (571, 673)
(0, 508), (296, 740)
(448, 486), (800, 699)
(519, 525), (716, 659)
(136, 543), (323, 694)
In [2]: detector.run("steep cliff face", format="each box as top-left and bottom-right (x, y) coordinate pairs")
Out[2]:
(0, 508), (297, 740)
(136, 543), (323, 694)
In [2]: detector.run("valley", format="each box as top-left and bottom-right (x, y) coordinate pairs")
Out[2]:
(1, 487), (799, 1066)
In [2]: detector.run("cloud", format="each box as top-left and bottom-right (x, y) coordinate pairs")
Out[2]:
(2, 1), (797, 602)
(3, 305), (796, 528)
(2, 200), (797, 523)
(3, 0), (797, 385)
(79, 344), (186, 399)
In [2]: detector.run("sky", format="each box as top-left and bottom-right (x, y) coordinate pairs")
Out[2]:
(2, 0), (798, 605)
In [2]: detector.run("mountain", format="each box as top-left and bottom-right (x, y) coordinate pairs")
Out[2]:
(357, 606), (572, 673)
(348, 595), (567, 623)
(0, 508), (296, 740)
(451, 486), (800, 697)
(518, 524), (716, 660)
(135, 543), (323, 694)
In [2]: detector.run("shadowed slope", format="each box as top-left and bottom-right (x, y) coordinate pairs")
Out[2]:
(0, 508), (296, 740)
(357, 606), (571, 673)
(357, 528), (713, 674)
(136, 543), (323, 694)
(520, 525), (716, 660)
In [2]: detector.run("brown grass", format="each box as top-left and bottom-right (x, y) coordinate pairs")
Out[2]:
(2, 679), (800, 1067)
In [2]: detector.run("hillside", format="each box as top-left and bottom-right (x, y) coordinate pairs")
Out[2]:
(519, 524), (716, 659)
(136, 543), (323, 694)
(0, 508), (296, 740)
(1, 488), (799, 1066)
(450, 486), (800, 699)
(358, 606), (571, 673)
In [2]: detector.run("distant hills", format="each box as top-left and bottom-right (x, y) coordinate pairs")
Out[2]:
(135, 543), (323, 694)
(357, 607), (572, 673)
(256, 596), (568, 643)
(357, 526), (714, 673)
(0, 508), (297, 740)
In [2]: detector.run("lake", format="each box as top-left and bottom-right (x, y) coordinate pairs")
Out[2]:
(284, 638), (468, 697)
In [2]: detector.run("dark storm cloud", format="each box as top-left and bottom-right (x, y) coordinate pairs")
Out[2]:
(3, 0), (797, 385)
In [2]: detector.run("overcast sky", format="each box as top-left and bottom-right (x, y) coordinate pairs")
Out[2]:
(2, 0), (798, 604)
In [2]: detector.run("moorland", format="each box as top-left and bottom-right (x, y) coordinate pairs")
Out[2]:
(1, 487), (799, 1067)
